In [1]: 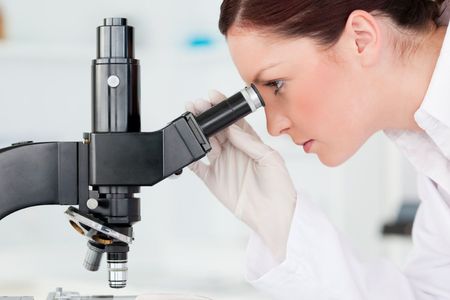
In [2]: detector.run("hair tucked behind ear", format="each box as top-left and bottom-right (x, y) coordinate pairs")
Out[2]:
(219, 0), (447, 46)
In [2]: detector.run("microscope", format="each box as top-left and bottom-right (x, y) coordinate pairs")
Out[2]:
(0, 18), (265, 289)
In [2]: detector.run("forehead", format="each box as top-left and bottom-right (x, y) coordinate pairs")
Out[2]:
(226, 27), (319, 82)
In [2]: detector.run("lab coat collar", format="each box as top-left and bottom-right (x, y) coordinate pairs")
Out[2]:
(385, 21), (450, 195)
(413, 25), (450, 159)
(414, 26), (450, 129)
(384, 128), (450, 196)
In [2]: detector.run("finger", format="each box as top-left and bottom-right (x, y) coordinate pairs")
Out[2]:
(185, 101), (195, 113)
(186, 99), (206, 115)
(229, 118), (263, 143)
(186, 99), (212, 116)
(214, 129), (228, 145)
(239, 118), (261, 138)
(188, 160), (210, 182)
(208, 89), (227, 105)
(192, 99), (213, 115)
(227, 124), (273, 161)
(206, 136), (222, 163)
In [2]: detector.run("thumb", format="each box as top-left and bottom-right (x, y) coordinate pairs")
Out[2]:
(227, 125), (273, 161)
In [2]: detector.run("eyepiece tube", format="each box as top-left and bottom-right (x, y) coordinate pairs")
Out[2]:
(195, 84), (265, 138)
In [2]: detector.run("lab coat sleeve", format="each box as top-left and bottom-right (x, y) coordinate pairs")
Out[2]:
(403, 175), (450, 299)
(245, 187), (449, 300)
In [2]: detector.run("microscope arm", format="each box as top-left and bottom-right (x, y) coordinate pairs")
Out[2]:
(0, 141), (89, 220)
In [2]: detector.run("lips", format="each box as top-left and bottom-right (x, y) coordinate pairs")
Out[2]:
(295, 139), (313, 146)
(293, 138), (315, 153)
(303, 140), (314, 152)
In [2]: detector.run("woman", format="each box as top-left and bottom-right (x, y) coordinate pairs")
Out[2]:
(186, 0), (450, 299)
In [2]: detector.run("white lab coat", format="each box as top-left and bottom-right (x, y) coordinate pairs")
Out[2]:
(245, 12), (450, 300)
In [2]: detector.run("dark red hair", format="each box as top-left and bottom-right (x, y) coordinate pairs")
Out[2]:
(219, 0), (445, 45)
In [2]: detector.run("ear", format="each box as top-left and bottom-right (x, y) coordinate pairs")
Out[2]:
(342, 10), (382, 66)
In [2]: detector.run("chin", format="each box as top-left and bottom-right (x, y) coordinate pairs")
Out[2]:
(316, 136), (370, 167)
(317, 151), (352, 167)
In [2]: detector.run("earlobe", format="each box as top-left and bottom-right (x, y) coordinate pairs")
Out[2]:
(344, 10), (381, 66)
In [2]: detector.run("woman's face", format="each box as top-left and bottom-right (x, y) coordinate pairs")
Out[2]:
(227, 27), (380, 167)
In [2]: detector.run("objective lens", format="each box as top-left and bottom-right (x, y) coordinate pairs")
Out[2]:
(84, 241), (105, 272)
(107, 252), (128, 288)
(108, 261), (128, 288)
(195, 84), (265, 138)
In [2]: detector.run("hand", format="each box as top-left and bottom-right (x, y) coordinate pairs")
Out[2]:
(186, 90), (297, 262)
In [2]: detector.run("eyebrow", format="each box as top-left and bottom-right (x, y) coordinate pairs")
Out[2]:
(251, 62), (282, 84)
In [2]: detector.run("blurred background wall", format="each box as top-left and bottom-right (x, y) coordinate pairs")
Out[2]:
(0, 1), (419, 299)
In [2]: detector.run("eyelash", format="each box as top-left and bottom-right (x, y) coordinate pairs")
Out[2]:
(264, 80), (284, 95)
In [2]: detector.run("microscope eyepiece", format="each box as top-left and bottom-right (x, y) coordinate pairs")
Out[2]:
(195, 84), (265, 138)
(104, 17), (127, 26)
(96, 17), (134, 59)
(244, 84), (265, 111)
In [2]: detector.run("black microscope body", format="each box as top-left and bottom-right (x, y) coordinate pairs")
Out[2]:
(0, 18), (264, 288)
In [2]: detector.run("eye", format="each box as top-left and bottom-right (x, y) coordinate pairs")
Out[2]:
(264, 80), (284, 95)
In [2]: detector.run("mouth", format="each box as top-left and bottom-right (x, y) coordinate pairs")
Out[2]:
(296, 139), (314, 153)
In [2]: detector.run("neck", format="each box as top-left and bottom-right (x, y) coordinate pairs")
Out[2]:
(381, 25), (447, 131)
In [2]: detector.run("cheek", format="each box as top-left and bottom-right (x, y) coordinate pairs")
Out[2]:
(286, 61), (372, 166)
(287, 62), (350, 135)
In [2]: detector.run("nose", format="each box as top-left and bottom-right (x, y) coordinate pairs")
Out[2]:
(265, 106), (291, 137)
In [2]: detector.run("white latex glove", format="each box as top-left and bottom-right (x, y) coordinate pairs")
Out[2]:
(186, 90), (297, 262)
